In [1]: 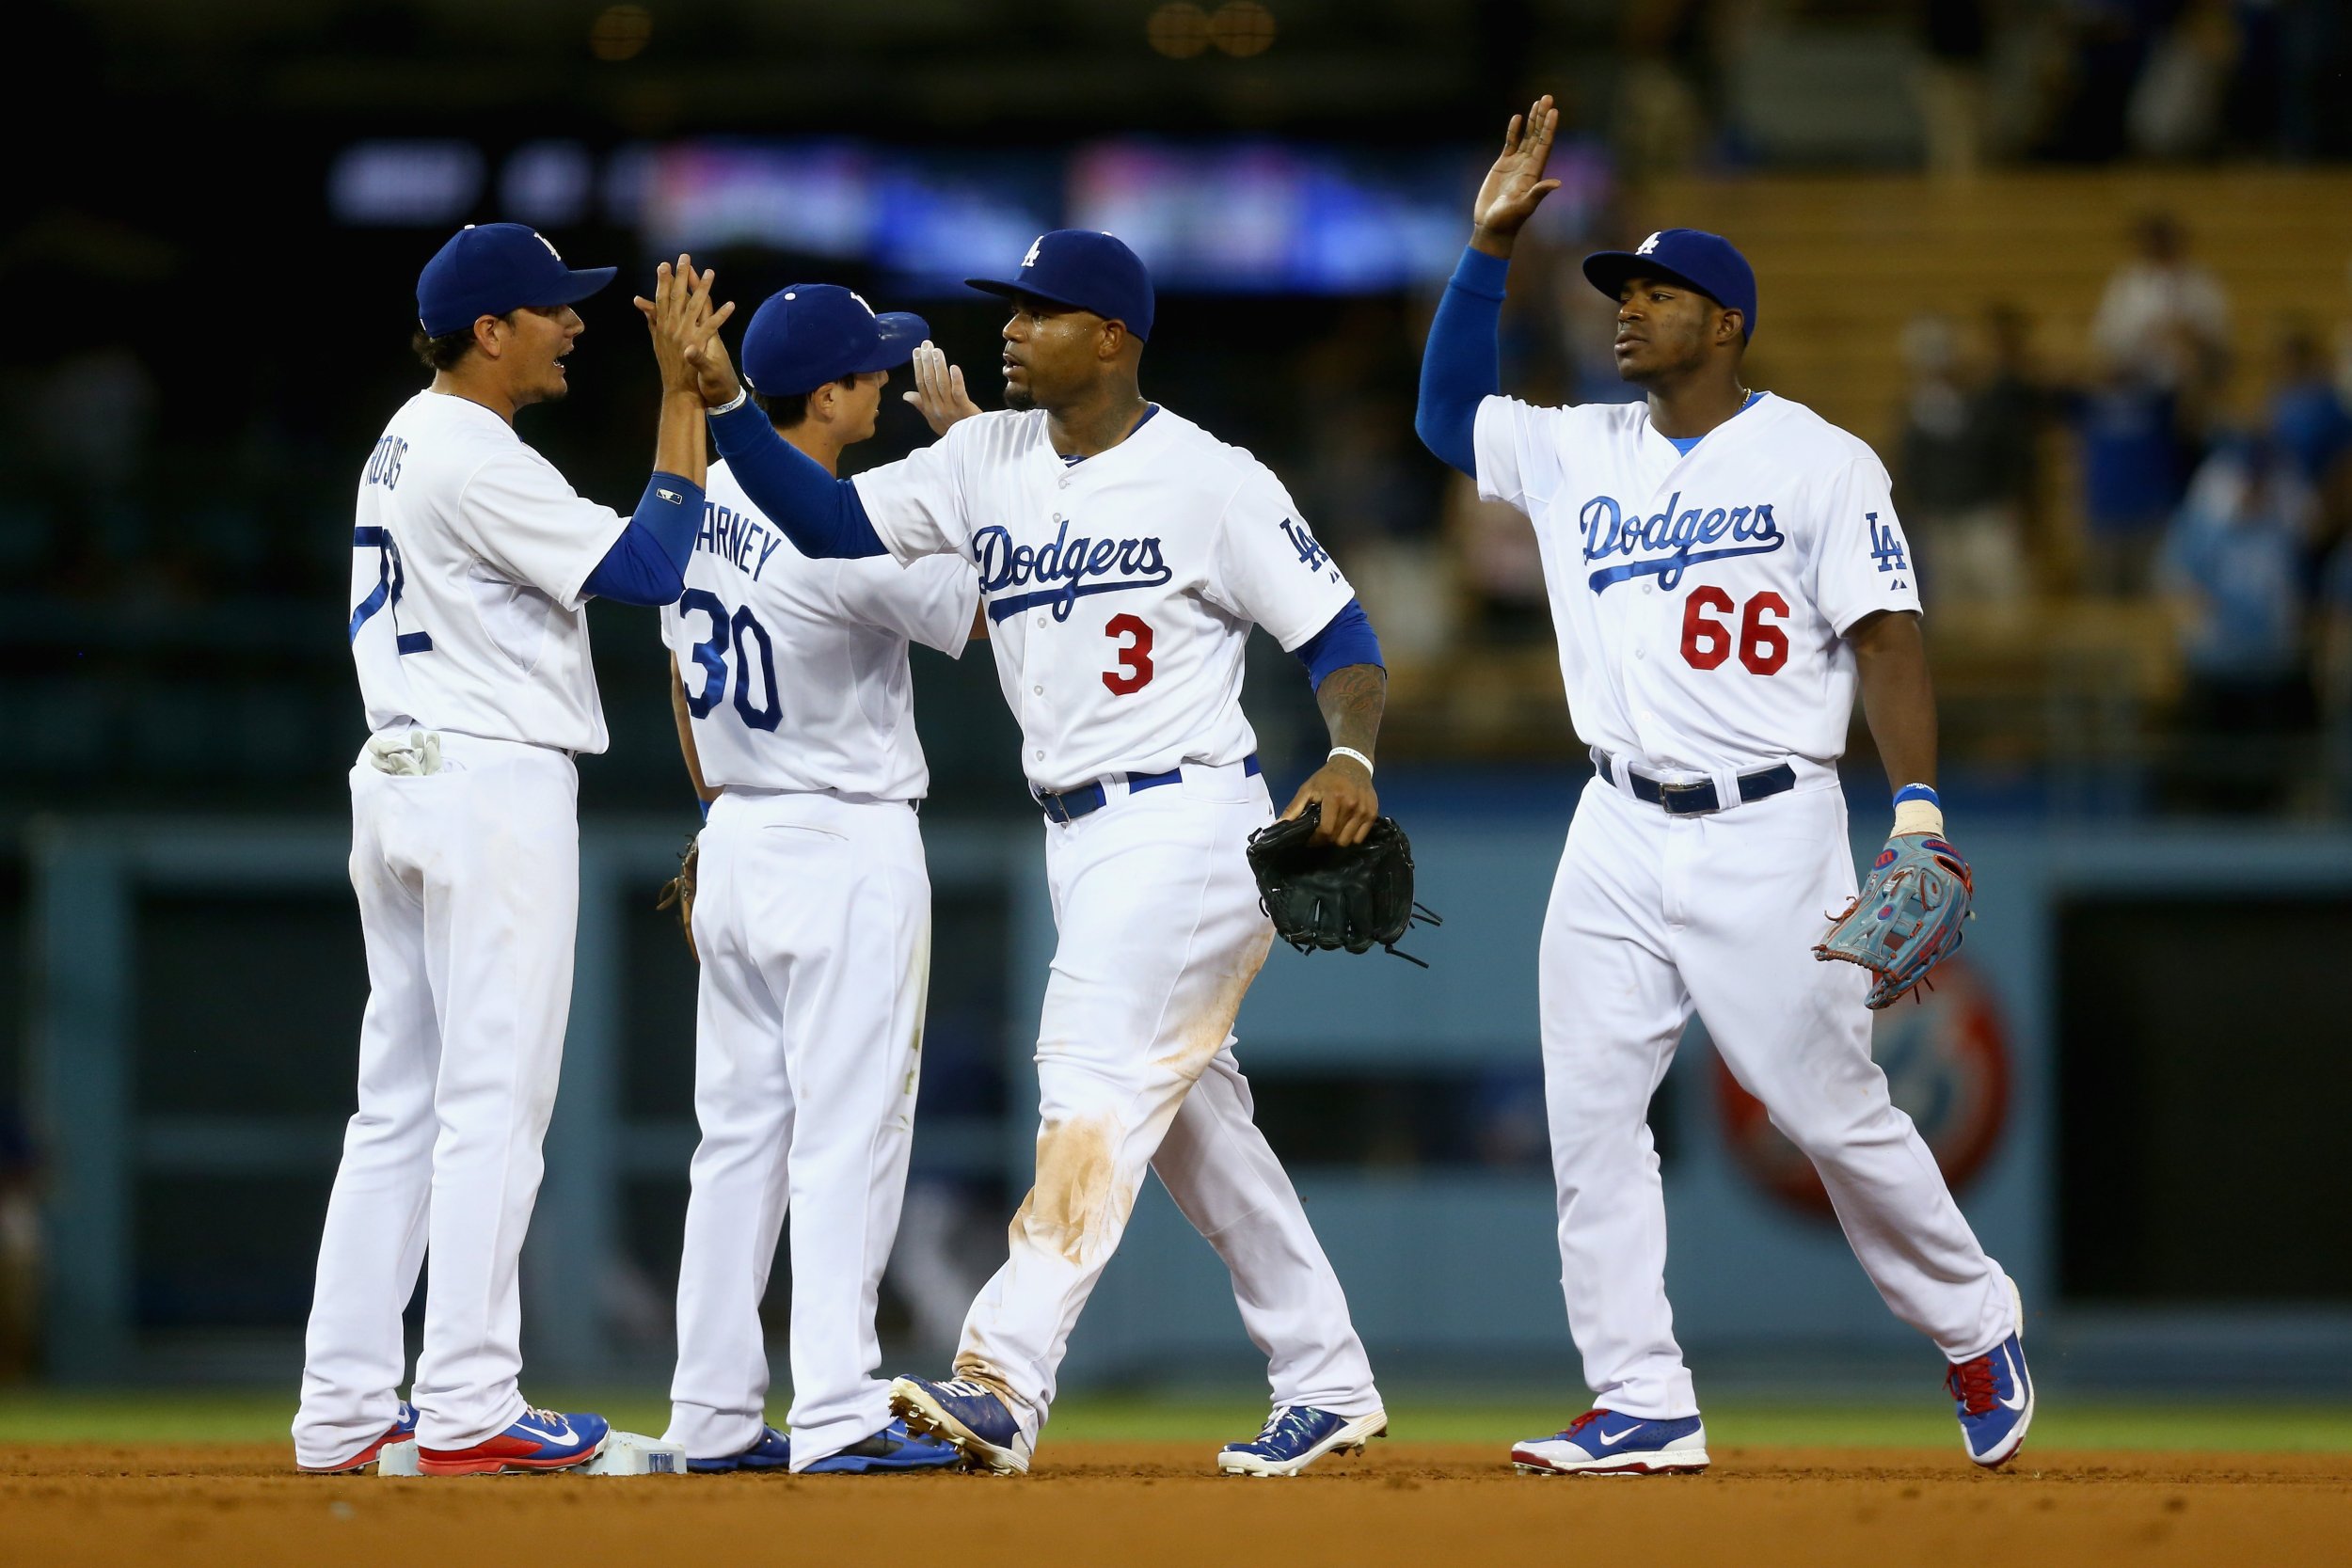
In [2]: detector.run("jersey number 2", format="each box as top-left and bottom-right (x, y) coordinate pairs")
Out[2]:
(1680, 587), (1789, 675)
(1103, 613), (1154, 695)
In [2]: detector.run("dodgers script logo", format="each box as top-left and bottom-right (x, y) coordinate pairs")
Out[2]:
(977, 520), (1172, 624)
(1578, 490), (1785, 591)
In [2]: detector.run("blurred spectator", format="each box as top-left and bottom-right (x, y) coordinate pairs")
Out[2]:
(0, 1113), (34, 1382)
(1915, 0), (1994, 179)
(1442, 473), (1550, 646)
(1975, 304), (2059, 574)
(2126, 0), (2243, 158)
(1616, 0), (1728, 173)
(2071, 369), (2194, 595)
(1895, 314), (2028, 610)
(2090, 214), (2230, 395)
(2266, 324), (2352, 489)
(2158, 436), (2317, 812)
(2318, 534), (2352, 811)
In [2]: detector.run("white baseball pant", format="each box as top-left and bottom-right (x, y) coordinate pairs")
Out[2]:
(664, 789), (931, 1470)
(294, 732), (580, 1466)
(953, 762), (1380, 1434)
(1541, 775), (2014, 1419)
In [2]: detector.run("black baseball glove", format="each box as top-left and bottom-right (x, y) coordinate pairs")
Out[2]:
(1247, 804), (1441, 966)
(655, 836), (699, 963)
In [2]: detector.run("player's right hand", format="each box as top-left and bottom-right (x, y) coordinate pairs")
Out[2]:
(1470, 94), (1562, 255)
(638, 254), (736, 399)
(681, 310), (744, 408)
(901, 341), (982, 436)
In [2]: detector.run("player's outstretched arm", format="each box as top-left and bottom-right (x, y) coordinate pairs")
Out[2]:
(902, 341), (983, 436)
(667, 654), (719, 806)
(680, 311), (894, 562)
(1416, 96), (1558, 477)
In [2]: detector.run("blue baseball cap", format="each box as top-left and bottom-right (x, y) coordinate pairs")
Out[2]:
(966, 230), (1154, 342)
(739, 284), (930, 398)
(1582, 229), (1758, 340)
(416, 223), (616, 338)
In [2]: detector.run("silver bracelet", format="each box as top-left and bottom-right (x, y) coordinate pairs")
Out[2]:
(709, 386), (750, 416)
(1328, 746), (1375, 777)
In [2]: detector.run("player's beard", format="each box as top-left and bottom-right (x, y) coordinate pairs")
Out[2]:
(1003, 379), (1036, 411)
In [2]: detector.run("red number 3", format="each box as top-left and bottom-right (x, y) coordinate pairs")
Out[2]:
(1103, 612), (1154, 694)
(1679, 589), (1789, 675)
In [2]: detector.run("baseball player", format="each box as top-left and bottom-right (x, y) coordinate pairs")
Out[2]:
(293, 227), (727, 1476)
(1414, 100), (2032, 1473)
(657, 283), (979, 1475)
(682, 231), (1391, 1477)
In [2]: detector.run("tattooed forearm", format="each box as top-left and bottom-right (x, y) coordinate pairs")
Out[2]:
(1315, 662), (1388, 757)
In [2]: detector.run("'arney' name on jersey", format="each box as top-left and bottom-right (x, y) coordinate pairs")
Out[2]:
(1579, 490), (1784, 593)
(976, 519), (1172, 624)
(698, 502), (786, 583)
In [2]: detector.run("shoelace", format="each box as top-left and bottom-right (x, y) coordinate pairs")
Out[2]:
(1565, 1409), (1608, 1437)
(1251, 1405), (1298, 1445)
(1946, 1356), (1997, 1417)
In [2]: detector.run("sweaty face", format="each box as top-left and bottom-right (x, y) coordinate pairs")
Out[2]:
(1612, 274), (1734, 384)
(504, 304), (582, 406)
(1000, 296), (1108, 411)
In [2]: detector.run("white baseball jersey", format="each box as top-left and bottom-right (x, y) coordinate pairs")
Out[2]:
(851, 406), (1355, 793)
(659, 458), (978, 801)
(1472, 391), (1920, 773)
(349, 390), (628, 753)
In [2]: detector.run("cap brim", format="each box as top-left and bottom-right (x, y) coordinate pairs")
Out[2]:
(1581, 251), (1715, 307)
(535, 265), (619, 309)
(965, 276), (1107, 319)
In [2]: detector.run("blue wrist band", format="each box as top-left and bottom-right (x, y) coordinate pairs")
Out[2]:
(697, 797), (711, 821)
(1893, 783), (1940, 807)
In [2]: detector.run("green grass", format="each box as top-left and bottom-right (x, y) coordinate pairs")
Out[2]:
(3, 1390), (2349, 1452)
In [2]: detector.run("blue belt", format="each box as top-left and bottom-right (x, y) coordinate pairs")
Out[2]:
(1034, 754), (1261, 824)
(1592, 747), (1796, 816)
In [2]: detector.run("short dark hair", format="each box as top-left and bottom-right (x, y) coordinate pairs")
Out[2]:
(409, 309), (516, 372)
(752, 374), (859, 429)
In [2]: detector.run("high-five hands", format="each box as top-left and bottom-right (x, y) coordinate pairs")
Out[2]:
(636, 255), (735, 398)
(901, 341), (982, 436)
(1471, 94), (1562, 257)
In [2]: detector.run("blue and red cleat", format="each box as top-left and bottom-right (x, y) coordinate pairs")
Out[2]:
(1511, 1409), (1710, 1476)
(1947, 1291), (2034, 1467)
(687, 1425), (793, 1473)
(1217, 1405), (1389, 1477)
(297, 1400), (418, 1475)
(417, 1406), (611, 1476)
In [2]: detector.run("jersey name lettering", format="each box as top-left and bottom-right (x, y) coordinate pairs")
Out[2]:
(1577, 489), (1784, 592)
(975, 519), (1172, 624)
(696, 502), (787, 583)
(364, 436), (407, 490)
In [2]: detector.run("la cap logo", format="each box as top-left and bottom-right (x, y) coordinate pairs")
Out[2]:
(850, 290), (876, 316)
(1636, 232), (1662, 255)
(536, 231), (562, 261)
(1021, 236), (1043, 268)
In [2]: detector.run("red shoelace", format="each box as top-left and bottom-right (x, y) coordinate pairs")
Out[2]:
(1946, 1356), (1997, 1416)
(1565, 1410), (1608, 1435)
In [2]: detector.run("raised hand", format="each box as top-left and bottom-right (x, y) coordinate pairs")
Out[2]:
(1471, 94), (1562, 256)
(637, 255), (736, 398)
(900, 341), (982, 436)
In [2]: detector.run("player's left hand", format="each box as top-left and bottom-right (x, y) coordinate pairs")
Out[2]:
(1281, 755), (1378, 847)
(902, 341), (982, 435)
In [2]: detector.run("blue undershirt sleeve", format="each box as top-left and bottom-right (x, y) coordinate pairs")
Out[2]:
(1293, 597), (1384, 690)
(707, 400), (886, 560)
(1413, 245), (1509, 479)
(581, 470), (702, 606)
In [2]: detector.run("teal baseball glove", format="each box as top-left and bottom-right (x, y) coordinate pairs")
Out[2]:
(1814, 833), (1974, 1008)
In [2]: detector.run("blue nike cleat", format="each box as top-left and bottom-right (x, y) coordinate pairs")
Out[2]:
(1511, 1409), (1710, 1476)
(1217, 1405), (1389, 1477)
(889, 1375), (1032, 1475)
(687, 1425), (792, 1473)
(416, 1406), (611, 1476)
(298, 1400), (419, 1475)
(803, 1418), (962, 1474)
(1948, 1286), (2034, 1467)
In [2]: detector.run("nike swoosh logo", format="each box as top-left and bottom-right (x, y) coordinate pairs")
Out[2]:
(1597, 1426), (1645, 1447)
(1997, 1348), (2028, 1411)
(518, 1417), (578, 1445)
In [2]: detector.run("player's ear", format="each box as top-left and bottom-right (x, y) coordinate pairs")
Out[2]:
(1718, 308), (1745, 348)
(471, 313), (504, 361)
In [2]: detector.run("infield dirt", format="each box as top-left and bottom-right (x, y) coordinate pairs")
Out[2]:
(5, 1441), (2346, 1567)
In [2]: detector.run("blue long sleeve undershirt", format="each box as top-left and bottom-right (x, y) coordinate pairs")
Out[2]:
(581, 471), (703, 605)
(1414, 245), (1509, 479)
(707, 400), (887, 560)
(1294, 596), (1383, 689)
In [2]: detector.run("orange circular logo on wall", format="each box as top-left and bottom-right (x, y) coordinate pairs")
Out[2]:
(1713, 955), (2010, 1218)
